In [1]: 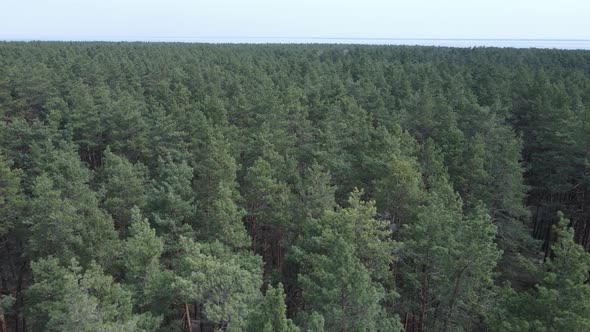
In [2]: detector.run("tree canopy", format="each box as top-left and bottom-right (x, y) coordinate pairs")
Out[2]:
(1, 42), (590, 331)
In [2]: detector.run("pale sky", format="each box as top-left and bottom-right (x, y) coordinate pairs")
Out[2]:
(1, 0), (589, 41)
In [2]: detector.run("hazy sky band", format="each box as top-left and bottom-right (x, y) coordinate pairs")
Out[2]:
(1, 0), (589, 41)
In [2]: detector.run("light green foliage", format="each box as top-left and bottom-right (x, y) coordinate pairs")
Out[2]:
(173, 237), (263, 330)
(24, 142), (118, 266)
(399, 180), (501, 331)
(144, 105), (189, 166)
(99, 148), (148, 231)
(26, 175), (84, 262)
(102, 91), (149, 160)
(148, 155), (196, 247)
(371, 126), (424, 225)
(293, 189), (401, 331)
(483, 116), (531, 252)
(186, 114), (250, 248)
(26, 159), (117, 266)
(6, 60), (56, 112)
(454, 134), (490, 210)
(243, 143), (293, 227)
(483, 115), (528, 220)
(204, 179), (250, 248)
(295, 162), (336, 220)
(187, 111), (236, 201)
(314, 97), (373, 199)
(0, 119), (52, 185)
(305, 312), (325, 332)
(123, 207), (164, 307)
(373, 155), (424, 225)
(241, 142), (294, 275)
(0, 295), (15, 318)
(327, 189), (397, 281)
(418, 138), (449, 189)
(245, 283), (299, 332)
(29, 141), (94, 198)
(294, 236), (400, 332)
(62, 82), (105, 161)
(28, 257), (159, 332)
(288, 310), (326, 332)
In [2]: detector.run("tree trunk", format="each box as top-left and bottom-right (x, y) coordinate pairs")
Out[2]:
(443, 270), (465, 332)
(0, 313), (7, 332)
(184, 303), (193, 332)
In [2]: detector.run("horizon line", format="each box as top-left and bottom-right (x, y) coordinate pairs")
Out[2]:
(2, 36), (590, 42)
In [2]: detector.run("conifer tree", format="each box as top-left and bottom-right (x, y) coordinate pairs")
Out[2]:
(245, 283), (299, 332)
(28, 258), (159, 332)
(293, 189), (401, 331)
(0, 157), (23, 237)
(293, 236), (400, 332)
(398, 178), (500, 331)
(173, 238), (263, 331)
(99, 148), (148, 232)
(148, 155), (196, 248)
(489, 214), (590, 331)
(295, 162), (336, 221)
(26, 142), (118, 266)
(123, 207), (164, 309)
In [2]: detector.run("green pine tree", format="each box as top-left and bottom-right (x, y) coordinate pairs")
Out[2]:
(489, 213), (590, 331)
(245, 283), (299, 332)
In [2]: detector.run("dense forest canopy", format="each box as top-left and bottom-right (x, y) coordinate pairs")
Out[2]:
(1, 42), (590, 331)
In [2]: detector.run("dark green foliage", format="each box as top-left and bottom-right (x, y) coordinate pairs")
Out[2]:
(489, 214), (590, 331)
(0, 157), (23, 237)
